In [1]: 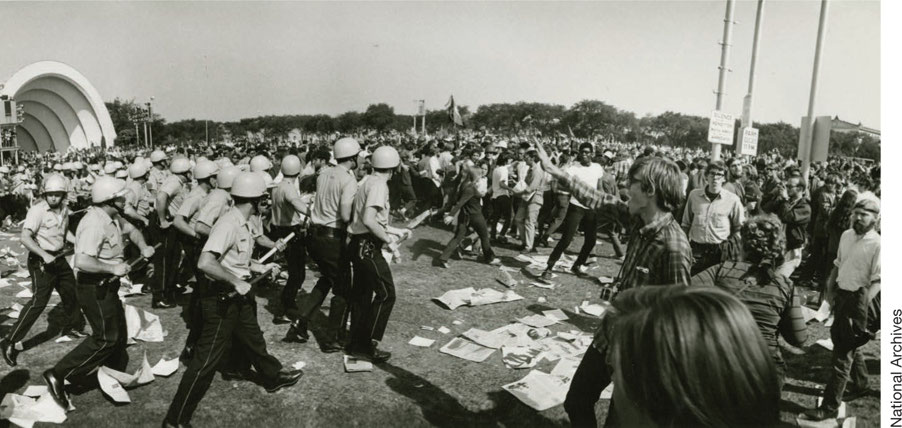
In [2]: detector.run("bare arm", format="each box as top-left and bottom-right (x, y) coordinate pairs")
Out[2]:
(20, 228), (54, 262)
(363, 206), (392, 244)
(174, 215), (196, 238)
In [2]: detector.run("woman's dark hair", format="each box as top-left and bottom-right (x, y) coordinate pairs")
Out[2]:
(741, 214), (786, 267)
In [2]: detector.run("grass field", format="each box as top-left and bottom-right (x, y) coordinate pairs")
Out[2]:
(0, 221), (880, 427)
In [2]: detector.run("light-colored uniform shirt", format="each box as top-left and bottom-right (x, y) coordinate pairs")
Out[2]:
(681, 189), (745, 244)
(349, 175), (390, 235)
(202, 207), (253, 280)
(75, 206), (125, 266)
(271, 178), (309, 227)
(177, 185), (209, 232)
(23, 200), (68, 252)
(147, 167), (168, 193)
(565, 163), (604, 209)
(835, 229), (880, 291)
(125, 180), (154, 217)
(158, 174), (190, 219)
(310, 164), (357, 229)
(194, 189), (232, 231)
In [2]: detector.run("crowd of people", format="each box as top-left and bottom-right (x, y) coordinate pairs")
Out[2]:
(0, 130), (881, 426)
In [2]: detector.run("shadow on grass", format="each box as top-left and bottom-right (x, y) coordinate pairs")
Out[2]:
(379, 362), (566, 427)
(0, 369), (31, 397)
(410, 238), (444, 262)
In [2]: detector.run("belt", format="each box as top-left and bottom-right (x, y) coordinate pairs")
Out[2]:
(311, 224), (346, 238)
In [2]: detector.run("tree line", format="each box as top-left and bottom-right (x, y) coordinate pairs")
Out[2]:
(105, 98), (880, 161)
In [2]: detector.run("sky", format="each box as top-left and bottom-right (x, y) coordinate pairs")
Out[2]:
(0, 1), (882, 129)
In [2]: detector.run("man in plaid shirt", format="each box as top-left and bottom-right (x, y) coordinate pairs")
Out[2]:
(535, 143), (691, 427)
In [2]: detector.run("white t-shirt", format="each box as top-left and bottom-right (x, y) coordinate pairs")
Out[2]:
(565, 162), (605, 209)
(491, 166), (510, 199)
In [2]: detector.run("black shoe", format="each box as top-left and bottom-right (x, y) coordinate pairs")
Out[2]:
(162, 420), (192, 428)
(272, 314), (292, 325)
(801, 407), (838, 421)
(320, 339), (344, 353)
(265, 369), (303, 393)
(43, 369), (70, 410)
(539, 271), (554, 283)
(179, 345), (194, 363)
(1, 340), (18, 367)
(352, 342), (391, 363)
(152, 300), (176, 309)
(570, 265), (589, 277)
(283, 321), (309, 344)
(843, 387), (872, 402)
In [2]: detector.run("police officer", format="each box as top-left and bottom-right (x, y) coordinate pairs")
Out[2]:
(347, 146), (410, 363)
(123, 162), (155, 228)
(43, 176), (155, 410)
(270, 155), (312, 324)
(147, 150), (170, 193)
(284, 138), (359, 352)
(1, 174), (85, 367)
(153, 156), (192, 308)
(173, 159), (219, 292)
(163, 172), (302, 427)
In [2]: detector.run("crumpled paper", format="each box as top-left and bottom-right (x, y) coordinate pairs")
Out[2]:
(124, 305), (165, 343)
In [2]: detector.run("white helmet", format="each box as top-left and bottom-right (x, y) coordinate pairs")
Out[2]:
(281, 155), (302, 176)
(53, 164), (63, 171)
(103, 163), (118, 175)
(150, 150), (168, 163)
(250, 155), (272, 173)
(72, 161), (84, 170)
(217, 166), (242, 190)
(371, 146), (401, 169)
(115, 169), (129, 179)
(92, 176), (127, 203)
(230, 172), (266, 198)
(333, 137), (361, 160)
(0, 166), (9, 174)
(170, 157), (191, 174)
(43, 174), (68, 193)
(193, 159), (220, 180)
(129, 162), (149, 179)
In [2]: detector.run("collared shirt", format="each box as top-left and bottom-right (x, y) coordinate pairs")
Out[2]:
(23, 200), (68, 252)
(520, 163), (545, 204)
(565, 162), (604, 209)
(125, 180), (154, 217)
(564, 174), (692, 291)
(202, 207), (253, 280)
(491, 166), (510, 199)
(147, 167), (168, 193)
(311, 164), (358, 228)
(177, 185), (209, 232)
(194, 188), (232, 231)
(349, 174), (390, 235)
(159, 174), (190, 219)
(835, 229), (880, 291)
(75, 206), (125, 264)
(681, 188), (744, 244)
(271, 178), (308, 227)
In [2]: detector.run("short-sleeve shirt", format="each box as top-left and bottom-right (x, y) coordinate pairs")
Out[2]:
(835, 229), (880, 291)
(75, 206), (125, 265)
(565, 163), (605, 209)
(23, 200), (68, 252)
(311, 164), (357, 228)
(194, 189), (232, 231)
(125, 180), (154, 217)
(348, 175), (390, 235)
(147, 167), (168, 193)
(159, 174), (190, 219)
(202, 207), (253, 280)
(177, 185), (209, 232)
(271, 178), (306, 227)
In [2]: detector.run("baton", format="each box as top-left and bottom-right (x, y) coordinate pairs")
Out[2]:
(98, 243), (162, 287)
(221, 267), (277, 301)
(252, 232), (294, 265)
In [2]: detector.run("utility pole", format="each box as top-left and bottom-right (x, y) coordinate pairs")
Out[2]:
(711, 0), (736, 162)
(800, 0), (829, 182)
(741, 0), (766, 133)
(147, 97), (154, 148)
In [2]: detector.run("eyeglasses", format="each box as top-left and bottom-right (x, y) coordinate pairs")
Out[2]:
(707, 172), (725, 178)
(580, 150), (593, 154)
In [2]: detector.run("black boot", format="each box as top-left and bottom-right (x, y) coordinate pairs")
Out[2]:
(43, 369), (70, 410)
(283, 320), (310, 343)
(1, 339), (18, 367)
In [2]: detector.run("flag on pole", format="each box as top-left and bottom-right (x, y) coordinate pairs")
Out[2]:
(445, 96), (463, 127)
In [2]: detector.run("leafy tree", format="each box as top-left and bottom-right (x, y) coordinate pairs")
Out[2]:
(363, 103), (395, 131)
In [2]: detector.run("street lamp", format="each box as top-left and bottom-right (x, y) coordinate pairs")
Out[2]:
(147, 96), (155, 148)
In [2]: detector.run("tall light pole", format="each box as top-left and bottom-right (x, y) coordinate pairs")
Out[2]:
(711, 0), (736, 162)
(741, 0), (766, 133)
(800, 0), (829, 182)
(147, 96), (154, 148)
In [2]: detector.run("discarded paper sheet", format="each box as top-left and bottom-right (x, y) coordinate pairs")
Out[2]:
(439, 337), (495, 363)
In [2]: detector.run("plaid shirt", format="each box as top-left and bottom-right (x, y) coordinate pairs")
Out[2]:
(564, 174), (692, 291)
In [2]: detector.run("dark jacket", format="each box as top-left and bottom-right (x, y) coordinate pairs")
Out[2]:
(765, 196), (812, 251)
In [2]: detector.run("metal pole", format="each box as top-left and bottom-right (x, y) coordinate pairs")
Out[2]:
(135, 122), (141, 147)
(711, 0), (736, 162)
(741, 0), (766, 131)
(147, 101), (154, 148)
(206, 120), (209, 144)
(801, 0), (829, 182)
(143, 120), (149, 149)
(422, 105), (426, 136)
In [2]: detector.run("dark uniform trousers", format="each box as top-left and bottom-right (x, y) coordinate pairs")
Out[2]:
(299, 226), (351, 338)
(52, 274), (128, 383)
(6, 253), (84, 344)
(348, 234), (396, 349)
(270, 225), (307, 315)
(149, 221), (182, 303)
(547, 205), (597, 271)
(182, 235), (206, 349)
(165, 282), (282, 425)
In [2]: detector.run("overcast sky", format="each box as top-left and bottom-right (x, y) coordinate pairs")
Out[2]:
(1, 1), (881, 128)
